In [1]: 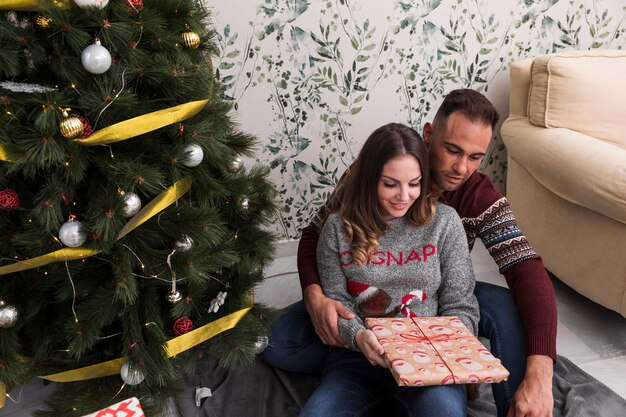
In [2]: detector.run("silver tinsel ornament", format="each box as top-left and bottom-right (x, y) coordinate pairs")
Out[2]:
(81, 39), (112, 74)
(121, 192), (142, 217)
(58, 218), (87, 247)
(239, 196), (250, 210)
(167, 290), (182, 303)
(174, 235), (193, 251)
(120, 361), (145, 385)
(181, 144), (204, 167)
(254, 336), (269, 354)
(229, 154), (244, 173)
(0, 300), (19, 328)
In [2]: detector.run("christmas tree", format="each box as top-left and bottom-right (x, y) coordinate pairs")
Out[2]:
(0, 0), (278, 415)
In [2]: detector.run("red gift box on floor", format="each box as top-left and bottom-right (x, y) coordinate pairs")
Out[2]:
(82, 397), (144, 417)
(364, 316), (509, 387)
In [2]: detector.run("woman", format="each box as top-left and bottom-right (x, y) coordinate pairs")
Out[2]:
(301, 123), (479, 417)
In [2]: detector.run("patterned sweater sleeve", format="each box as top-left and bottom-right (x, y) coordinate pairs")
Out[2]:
(435, 207), (480, 335)
(316, 214), (365, 351)
(446, 173), (558, 361)
(476, 199), (557, 361)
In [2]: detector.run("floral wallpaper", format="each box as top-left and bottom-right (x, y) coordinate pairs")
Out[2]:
(208, 0), (626, 241)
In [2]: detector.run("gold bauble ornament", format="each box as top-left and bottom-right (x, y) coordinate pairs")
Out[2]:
(59, 111), (84, 139)
(182, 31), (200, 49)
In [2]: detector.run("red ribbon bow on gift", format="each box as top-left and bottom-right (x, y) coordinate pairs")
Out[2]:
(399, 333), (452, 344)
(398, 326), (459, 384)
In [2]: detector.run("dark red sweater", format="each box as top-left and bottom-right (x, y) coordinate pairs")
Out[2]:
(297, 171), (557, 361)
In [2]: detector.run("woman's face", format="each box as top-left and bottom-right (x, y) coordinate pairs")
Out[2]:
(377, 154), (422, 221)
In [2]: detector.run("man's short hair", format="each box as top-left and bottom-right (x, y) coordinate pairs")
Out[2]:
(433, 89), (499, 130)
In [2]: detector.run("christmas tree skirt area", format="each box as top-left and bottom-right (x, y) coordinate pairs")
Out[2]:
(4, 354), (626, 416)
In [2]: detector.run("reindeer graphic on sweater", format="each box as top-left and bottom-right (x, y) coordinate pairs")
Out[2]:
(348, 281), (427, 318)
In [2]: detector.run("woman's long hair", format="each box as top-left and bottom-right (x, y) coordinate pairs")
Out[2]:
(326, 123), (437, 266)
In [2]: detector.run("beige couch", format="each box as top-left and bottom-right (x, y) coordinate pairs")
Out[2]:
(501, 50), (626, 317)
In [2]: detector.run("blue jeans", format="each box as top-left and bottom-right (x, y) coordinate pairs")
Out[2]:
(300, 348), (467, 417)
(263, 282), (526, 417)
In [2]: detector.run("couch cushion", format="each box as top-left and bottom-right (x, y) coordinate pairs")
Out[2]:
(528, 49), (626, 150)
(501, 118), (626, 225)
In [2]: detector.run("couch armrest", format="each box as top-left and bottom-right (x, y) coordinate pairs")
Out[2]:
(501, 118), (626, 224)
(508, 58), (533, 118)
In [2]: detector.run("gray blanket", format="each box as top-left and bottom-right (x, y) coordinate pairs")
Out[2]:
(179, 355), (626, 417)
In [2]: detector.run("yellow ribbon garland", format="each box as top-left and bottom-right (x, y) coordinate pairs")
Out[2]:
(0, 99), (209, 162)
(40, 305), (252, 382)
(72, 99), (209, 146)
(0, 0), (39, 10)
(0, 176), (192, 276)
(0, 143), (21, 163)
(0, 306), (253, 405)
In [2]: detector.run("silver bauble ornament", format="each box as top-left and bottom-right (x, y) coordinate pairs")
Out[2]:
(254, 335), (269, 354)
(181, 144), (204, 167)
(121, 192), (142, 217)
(120, 361), (145, 385)
(239, 196), (250, 210)
(229, 154), (244, 173)
(174, 235), (193, 251)
(74, 0), (109, 8)
(167, 290), (182, 303)
(0, 300), (19, 328)
(81, 39), (112, 74)
(59, 219), (87, 247)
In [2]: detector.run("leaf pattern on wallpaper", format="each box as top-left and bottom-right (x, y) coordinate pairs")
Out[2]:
(212, 0), (626, 240)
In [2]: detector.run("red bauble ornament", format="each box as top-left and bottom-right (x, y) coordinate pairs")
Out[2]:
(127, 0), (143, 10)
(174, 316), (193, 336)
(73, 114), (93, 138)
(0, 189), (19, 210)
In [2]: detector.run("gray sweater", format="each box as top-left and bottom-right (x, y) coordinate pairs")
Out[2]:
(317, 203), (479, 351)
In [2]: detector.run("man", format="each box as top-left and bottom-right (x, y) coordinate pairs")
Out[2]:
(263, 89), (557, 417)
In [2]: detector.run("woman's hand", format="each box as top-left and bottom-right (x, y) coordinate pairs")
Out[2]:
(355, 330), (387, 367)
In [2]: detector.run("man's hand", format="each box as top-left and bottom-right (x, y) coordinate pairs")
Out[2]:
(303, 284), (355, 347)
(507, 355), (554, 417)
(355, 330), (387, 367)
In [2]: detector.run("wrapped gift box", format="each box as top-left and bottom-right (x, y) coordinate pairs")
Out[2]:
(82, 397), (144, 417)
(364, 316), (509, 387)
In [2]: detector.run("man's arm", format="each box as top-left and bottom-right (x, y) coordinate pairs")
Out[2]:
(446, 173), (556, 416)
(475, 199), (557, 417)
(298, 223), (354, 347)
(507, 355), (554, 417)
(502, 259), (556, 417)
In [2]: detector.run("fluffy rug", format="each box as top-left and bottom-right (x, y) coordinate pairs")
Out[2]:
(178, 354), (626, 417)
(4, 354), (624, 416)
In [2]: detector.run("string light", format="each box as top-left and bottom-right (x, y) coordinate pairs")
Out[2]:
(122, 244), (145, 269)
(103, 144), (115, 158)
(64, 260), (79, 323)
(94, 69), (127, 129)
(4, 382), (25, 404)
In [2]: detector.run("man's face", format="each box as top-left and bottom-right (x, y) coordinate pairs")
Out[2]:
(423, 111), (492, 192)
